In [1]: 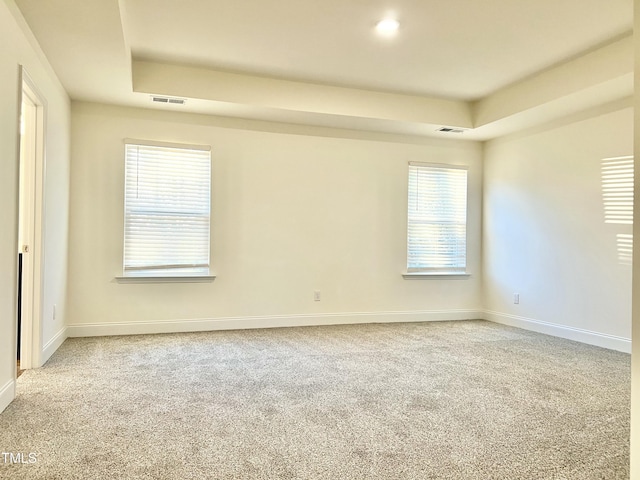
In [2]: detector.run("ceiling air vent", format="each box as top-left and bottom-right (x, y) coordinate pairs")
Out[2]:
(437, 127), (466, 134)
(151, 95), (186, 105)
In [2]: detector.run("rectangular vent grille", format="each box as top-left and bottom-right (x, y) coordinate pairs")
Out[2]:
(151, 96), (186, 105)
(437, 127), (465, 134)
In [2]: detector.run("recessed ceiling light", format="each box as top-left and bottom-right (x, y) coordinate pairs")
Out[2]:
(376, 18), (399, 35)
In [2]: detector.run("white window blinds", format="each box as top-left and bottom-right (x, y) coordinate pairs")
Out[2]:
(124, 142), (211, 276)
(407, 163), (468, 272)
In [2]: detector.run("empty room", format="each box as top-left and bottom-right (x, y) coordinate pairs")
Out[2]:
(0, 0), (639, 478)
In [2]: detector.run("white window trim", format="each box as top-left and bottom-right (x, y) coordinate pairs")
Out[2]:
(121, 139), (213, 281)
(405, 161), (469, 277)
(115, 275), (216, 284)
(402, 272), (470, 279)
(124, 138), (211, 152)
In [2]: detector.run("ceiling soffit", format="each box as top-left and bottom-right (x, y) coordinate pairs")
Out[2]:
(130, 34), (633, 140)
(13, 0), (635, 140)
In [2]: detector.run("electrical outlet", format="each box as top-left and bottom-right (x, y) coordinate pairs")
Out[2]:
(314, 290), (321, 301)
(513, 293), (520, 305)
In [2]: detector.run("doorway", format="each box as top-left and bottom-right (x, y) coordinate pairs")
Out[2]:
(17, 68), (45, 375)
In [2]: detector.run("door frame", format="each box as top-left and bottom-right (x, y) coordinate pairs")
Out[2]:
(17, 66), (47, 371)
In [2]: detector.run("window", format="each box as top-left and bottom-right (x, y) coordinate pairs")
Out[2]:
(407, 162), (468, 273)
(123, 141), (211, 277)
(601, 155), (634, 266)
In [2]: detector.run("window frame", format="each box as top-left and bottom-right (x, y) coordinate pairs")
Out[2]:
(404, 161), (469, 278)
(118, 139), (214, 282)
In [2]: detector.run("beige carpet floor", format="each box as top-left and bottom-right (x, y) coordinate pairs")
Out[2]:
(0, 320), (630, 479)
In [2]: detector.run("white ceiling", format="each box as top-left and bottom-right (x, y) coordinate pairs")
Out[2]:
(13, 0), (634, 139)
(122, 0), (631, 100)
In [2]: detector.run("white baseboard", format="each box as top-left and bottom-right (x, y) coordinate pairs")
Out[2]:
(42, 327), (68, 365)
(484, 310), (631, 353)
(67, 309), (482, 338)
(0, 378), (15, 414)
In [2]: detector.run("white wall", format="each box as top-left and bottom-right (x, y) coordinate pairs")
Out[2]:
(483, 105), (633, 352)
(67, 102), (482, 334)
(0, 0), (70, 413)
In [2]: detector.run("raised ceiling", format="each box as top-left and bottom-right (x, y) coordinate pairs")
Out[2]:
(122, 0), (631, 100)
(14, 0), (634, 139)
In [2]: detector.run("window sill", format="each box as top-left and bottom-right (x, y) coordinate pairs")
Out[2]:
(402, 272), (470, 279)
(115, 275), (216, 284)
